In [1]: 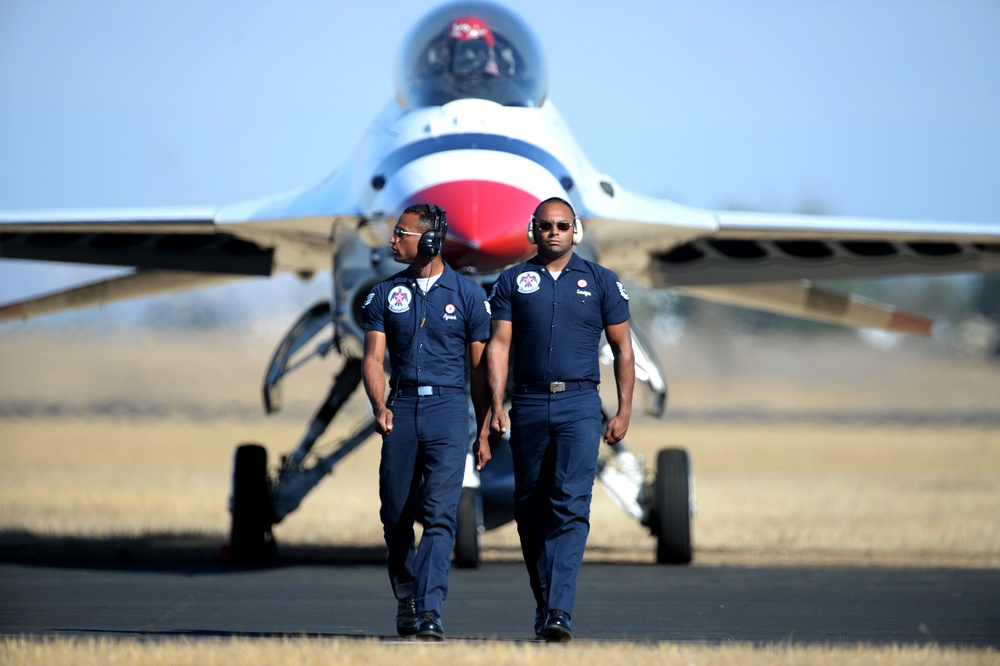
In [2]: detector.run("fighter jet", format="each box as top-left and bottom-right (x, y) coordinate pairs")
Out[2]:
(2, 2), (998, 565)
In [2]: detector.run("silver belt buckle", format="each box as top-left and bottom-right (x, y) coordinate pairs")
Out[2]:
(417, 385), (434, 396)
(549, 381), (565, 393)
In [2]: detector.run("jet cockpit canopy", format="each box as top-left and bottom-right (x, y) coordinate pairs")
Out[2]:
(396, 1), (547, 108)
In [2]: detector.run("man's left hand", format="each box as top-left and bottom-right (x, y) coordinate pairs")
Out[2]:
(604, 412), (630, 445)
(474, 434), (492, 470)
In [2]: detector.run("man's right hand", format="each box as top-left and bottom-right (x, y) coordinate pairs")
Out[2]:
(489, 407), (507, 438)
(374, 405), (394, 435)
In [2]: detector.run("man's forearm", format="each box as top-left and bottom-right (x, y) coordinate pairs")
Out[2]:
(613, 349), (635, 416)
(362, 357), (386, 413)
(471, 364), (490, 435)
(486, 345), (509, 410)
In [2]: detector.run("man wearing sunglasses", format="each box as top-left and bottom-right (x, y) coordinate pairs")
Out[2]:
(361, 203), (492, 641)
(486, 197), (635, 642)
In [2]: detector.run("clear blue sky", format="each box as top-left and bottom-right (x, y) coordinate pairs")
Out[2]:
(1, 0), (998, 324)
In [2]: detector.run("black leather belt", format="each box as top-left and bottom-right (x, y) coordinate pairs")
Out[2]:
(393, 385), (466, 397)
(515, 381), (598, 394)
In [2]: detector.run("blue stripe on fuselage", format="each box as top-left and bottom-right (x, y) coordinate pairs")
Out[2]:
(373, 133), (570, 184)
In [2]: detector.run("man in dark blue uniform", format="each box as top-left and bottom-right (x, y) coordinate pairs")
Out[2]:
(362, 203), (491, 641)
(486, 197), (635, 642)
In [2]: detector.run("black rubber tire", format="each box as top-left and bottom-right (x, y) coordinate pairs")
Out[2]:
(453, 487), (482, 569)
(229, 443), (275, 561)
(654, 447), (693, 564)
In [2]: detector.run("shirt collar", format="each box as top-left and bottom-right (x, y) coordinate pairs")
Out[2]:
(392, 262), (458, 290)
(528, 252), (584, 274)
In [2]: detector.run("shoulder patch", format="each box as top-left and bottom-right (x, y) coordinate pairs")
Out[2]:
(616, 281), (630, 301)
(387, 285), (412, 313)
(516, 271), (541, 294)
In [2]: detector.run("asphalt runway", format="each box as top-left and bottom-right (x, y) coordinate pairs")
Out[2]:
(1, 548), (998, 646)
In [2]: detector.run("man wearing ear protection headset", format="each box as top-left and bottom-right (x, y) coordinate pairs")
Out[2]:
(361, 203), (492, 641)
(486, 197), (635, 642)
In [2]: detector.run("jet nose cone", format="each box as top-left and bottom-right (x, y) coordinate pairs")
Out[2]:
(408, 181), (539, 273)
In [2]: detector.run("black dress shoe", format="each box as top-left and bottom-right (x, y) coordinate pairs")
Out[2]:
(415, 611), (445, 641)
(534, 606), (547, 638)
(396, 595), (417, 637)
(542, 609), (572, 643)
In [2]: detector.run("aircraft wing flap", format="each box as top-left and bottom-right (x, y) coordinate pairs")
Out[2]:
(675, 281), (933, 335)
(0, 269), (241, 322)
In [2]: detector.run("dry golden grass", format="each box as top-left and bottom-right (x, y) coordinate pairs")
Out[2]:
(1, 326), (999, 663)
(1, 417), (997, 568)
(592, 421), (1000, 568)
(2, 328), (998, 566)
(0, 415), (384, 545)
(2, 636), (998, 666)
(5, 323), (1000, 418)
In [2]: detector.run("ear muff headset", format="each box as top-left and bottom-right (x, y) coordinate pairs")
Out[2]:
(526, 216), (583, 245)
(418, 204), (448, 258)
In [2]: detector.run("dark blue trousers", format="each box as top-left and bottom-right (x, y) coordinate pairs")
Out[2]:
(379, 393), (466, 615)
(509, 389), (603, 616)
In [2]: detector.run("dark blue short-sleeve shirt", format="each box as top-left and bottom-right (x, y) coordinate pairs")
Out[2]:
(362, 262), (491, 388)
(489, 253), (630, 384)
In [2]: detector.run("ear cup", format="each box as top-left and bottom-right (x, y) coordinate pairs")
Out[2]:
(418, 205), (448, 258)
(418, 231), (439, 257)
(526, 217), (537, 245)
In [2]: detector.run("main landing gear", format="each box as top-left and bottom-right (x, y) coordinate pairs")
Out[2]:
(229, 443), (275, 561)
(227, 355), (376, 562)
(596, 443), (694, 565)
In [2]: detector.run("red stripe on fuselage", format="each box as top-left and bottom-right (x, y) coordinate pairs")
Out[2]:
(407, 180), (540, 274)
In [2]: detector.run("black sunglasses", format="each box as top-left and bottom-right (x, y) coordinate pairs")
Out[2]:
(535, 220), (572, 232)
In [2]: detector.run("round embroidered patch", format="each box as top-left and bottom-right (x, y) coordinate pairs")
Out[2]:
(516, 271), (541, 294)
(387, 286), (412, 313)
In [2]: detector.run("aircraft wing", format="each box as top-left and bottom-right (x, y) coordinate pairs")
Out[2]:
(581, 189), (1000, 333)
(0, 203), (383, 321)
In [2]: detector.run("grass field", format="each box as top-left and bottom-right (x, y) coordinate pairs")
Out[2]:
(1, 326), (998, 663)
(3, 636), (998, 666)
(2, 417), (997, 569)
